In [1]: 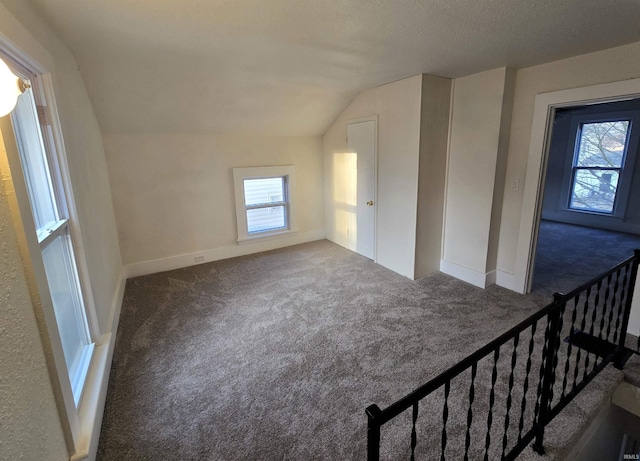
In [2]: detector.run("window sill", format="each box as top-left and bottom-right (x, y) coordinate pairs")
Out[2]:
(237, 229), (298, 245)
(565, 208), (625, 220)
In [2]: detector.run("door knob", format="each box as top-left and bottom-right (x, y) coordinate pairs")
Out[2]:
(367, 200), (374, 206)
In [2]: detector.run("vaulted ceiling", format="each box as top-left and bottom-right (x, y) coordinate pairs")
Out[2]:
(29, 0), (640, 136)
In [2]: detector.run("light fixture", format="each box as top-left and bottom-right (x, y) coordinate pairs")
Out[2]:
(0, 57), (29, 117)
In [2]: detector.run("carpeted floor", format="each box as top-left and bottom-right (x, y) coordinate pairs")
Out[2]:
(532, 220), (640, 296)
(96, 229), (636, 460)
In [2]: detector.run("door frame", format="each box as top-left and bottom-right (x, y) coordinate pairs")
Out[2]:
(345, 115), (378, 262)
(514, 78), (640, 293)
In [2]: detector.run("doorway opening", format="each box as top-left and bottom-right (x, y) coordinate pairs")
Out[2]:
(531, 98), (640, 296)
(513, 77), (640, 295)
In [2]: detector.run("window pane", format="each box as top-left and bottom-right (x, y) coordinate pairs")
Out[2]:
(243, 177), (284, 206)
(10, 76), (94, 406)
(576, 121), (629, 168)
(41, 232), (92, 401)
(11, 88), (59, 231)
(247, 206), (286, 233)
(570, 169), (619, 213)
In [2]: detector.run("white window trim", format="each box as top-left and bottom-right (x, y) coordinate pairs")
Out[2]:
(514, 77), (640, 295)
(560, 111), (640, 218)
(233, 165), (297, 244)
(0, 44), (101, 456)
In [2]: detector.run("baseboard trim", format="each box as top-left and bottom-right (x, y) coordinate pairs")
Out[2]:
(102, 269), (126, 346)
(124, 229), (327, 278)
(496, 270), (520, 293)
(485, 269), (497, 286)
(440, 259), (495, 288)
(70, 268), (126, 461)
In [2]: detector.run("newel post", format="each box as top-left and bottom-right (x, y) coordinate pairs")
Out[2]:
(366, 404), (382, 461)
(532, 294), (564, 454)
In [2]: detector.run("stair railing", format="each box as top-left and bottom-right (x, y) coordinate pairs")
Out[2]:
(366, 250), (640, 461)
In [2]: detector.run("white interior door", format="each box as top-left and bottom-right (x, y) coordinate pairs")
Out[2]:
(347, 120), (376, 259)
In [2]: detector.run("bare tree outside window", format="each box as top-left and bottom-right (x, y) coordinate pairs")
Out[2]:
(569, 120), (630, 213)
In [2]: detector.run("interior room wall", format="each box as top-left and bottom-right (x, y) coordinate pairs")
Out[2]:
(541, 99), (640, 234)
(630, 280), (640, 340)
(414, 74), (452, 278)
(496, 40), (640, 281)
(442, 67), (514, 287)
(0, 0), (122, 335)
(104, 133), (325, 269)
(486, 69), (516, 275)
(0, 131), (68, 461)
(0, 1), (122, 458)
(323, 75), (422, 278)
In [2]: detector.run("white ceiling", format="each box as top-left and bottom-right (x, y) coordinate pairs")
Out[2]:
(29, 0), (640, 136)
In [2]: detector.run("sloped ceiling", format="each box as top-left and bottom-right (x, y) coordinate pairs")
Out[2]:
(28, 0), (640, 136)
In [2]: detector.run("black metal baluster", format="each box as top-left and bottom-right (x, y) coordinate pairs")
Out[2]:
(548, 294), (565, 408)
(589, 281), (601, 371)
(613, 264), (630, 345)
(366, 405), (382, 461)
(533, 319), (550, 429)
(501, 333), (519, 460)
(561, 294), (579, 399)
(568, 294), (582, 393)
(463, 364), (477, 461)
(605, 271), (619, 342)
(517, 321), (537, 444)
(411, 401), (418, 461)
(573, 284), (600, 382)
(533, 305), (563, 455)
(365, 251), (640, 461)
(598, 269), (621, 341)
(615, 251), (640, 365)
(576, 288), (590, 385)
(440, 381), (450, 461)
(483, 348), (500, 461)
(599, 274), (613, 342)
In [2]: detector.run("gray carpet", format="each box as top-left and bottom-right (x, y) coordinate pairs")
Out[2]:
(97, 238), (630, 460)
(533, 220), (640, 296)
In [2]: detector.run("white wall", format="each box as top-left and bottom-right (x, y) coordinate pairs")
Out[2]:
(104, 133), (325, 270)
(497, 41), (640, 279)
(323, 75), (423, 278)
(442, 67), (513, 287)
(0, 0), (122, 334)
(0, 132), (68, 461)
(490, 42), (640, 334)
(630, 276), (640, 341)
(0, 1), (123, 458)
(415, 75), (452, 278)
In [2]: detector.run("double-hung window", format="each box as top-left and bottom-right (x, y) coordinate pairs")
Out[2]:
(9, 73), (95, 406)
(568, 119), (631, 213)
(233, 166), (296, 242)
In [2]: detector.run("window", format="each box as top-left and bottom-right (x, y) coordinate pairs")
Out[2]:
(568, 120), (631, 213)
(10, 77), (94, 406)
(244, 176), (287, 233)
(233, 166), (296, 242)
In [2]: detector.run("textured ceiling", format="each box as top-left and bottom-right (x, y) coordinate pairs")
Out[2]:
(28, 0), (640, 136)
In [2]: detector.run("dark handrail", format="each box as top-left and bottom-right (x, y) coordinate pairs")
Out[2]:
(366, 250), (640, 460)
(366, 299), (560, 426)
(561, 251), (639, 300)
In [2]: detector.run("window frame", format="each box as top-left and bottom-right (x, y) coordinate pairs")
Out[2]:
(233, 165), (297, 243)
(0, 50), (101, 451)
(561, 111), (640, 219)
